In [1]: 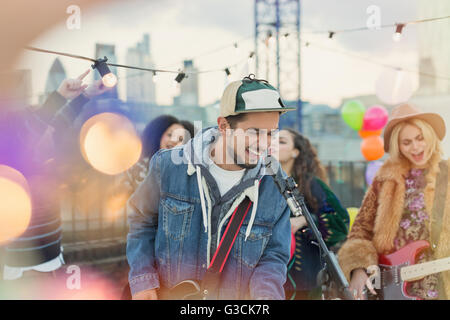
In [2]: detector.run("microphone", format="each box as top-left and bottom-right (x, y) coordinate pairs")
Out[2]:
(263, 155), (302, 217)
(264, 155), (354, 300)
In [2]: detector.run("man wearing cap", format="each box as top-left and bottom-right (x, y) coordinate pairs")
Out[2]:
(126, 75), (296, 300)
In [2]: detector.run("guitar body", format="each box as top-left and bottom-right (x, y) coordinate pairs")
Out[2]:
(377, 240), (430, 300)
(158, 280), (204, 300)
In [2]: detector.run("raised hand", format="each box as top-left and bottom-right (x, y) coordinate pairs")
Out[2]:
(57, 69), (90, 100)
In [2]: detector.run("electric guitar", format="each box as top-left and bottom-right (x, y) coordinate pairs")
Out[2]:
(158, 280), (204, 300)
(367, 240), (450, 300)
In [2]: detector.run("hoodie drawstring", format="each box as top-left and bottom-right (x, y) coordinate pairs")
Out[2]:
(196, 166), (208, 233)
(245, 179), (259, 241)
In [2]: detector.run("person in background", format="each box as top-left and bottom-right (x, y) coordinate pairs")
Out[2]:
(275, 128), (349, 300)
(0, 70), (110, 296)
(338, 103), (450, 300)
(180, 120), (196, 142)
(119, 115), (194, 300)
(123, 115), (192, 195)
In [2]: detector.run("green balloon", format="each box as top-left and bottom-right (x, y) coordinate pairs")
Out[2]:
(341, 100), (365, 131)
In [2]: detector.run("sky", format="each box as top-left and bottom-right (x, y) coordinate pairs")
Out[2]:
(16, 0), (425, 108)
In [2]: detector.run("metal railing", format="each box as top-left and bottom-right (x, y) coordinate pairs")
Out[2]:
(59, 161), (369, 244)
(325, 161), (368, 209)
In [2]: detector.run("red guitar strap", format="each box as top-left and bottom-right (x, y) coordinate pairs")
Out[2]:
(200, 197), (253, 299)
(208, 197), (252, 273)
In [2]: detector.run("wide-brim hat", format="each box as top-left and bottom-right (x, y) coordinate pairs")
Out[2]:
(220, 75), (296, 118)
(383, 103), (446, 152)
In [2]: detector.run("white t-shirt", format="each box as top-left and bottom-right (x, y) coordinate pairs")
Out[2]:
(208, 161), (245, 197)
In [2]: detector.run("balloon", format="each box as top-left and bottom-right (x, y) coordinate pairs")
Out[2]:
(341, 100), (365, 131)
(365, 160), (383, 186)
(361, 136), (384, 161)
(375, 69), (416, 105)
(362, 105), (388, 131)
(358, 129), (382, 139)
(347, 207), (359, 231)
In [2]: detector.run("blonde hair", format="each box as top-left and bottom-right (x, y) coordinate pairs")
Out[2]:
(388, 118), (443, 163)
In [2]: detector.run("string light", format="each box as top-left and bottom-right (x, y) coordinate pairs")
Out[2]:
(174, 72), (186, 84)
(233, 42), (241, 56)
(248, 51), (255, 66)
(24, 12), (450, 93)
(265, 30), (275, 46)
(392, 23), (405, 42)
(152, 71), (159, 83)
(91, 56), (117, 88)
(224, 67), (231, 76)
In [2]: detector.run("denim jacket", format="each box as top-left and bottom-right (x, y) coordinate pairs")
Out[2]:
(126, 127), (291, 299)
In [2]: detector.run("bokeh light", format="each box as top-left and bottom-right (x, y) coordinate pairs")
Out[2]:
(0, 165), (32, 244)
(102, 72), (118, 88)
(79, 112), (142, 175)
(104, 192), (129, 222)
(0, 266), (120, 300)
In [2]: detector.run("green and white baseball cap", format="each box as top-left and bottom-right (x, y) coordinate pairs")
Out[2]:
(220, 75), (296, 117)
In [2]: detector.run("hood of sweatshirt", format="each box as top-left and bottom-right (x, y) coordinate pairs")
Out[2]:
(182, 126), (267, 265)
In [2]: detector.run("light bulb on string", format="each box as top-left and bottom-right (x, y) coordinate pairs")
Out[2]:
(233, 43), (241, 57)
(152, 71), (159, 83)
(247, 52), (255, 73)
(265, 30), (276, 47)
(92, 56), (117, 88)
(248, 51), (255, 64)
(392, 23), (405, 42)
(225, 67), (231, 77)
(173, 72), (186, 90)
(280, 33), (289, 44)
(174, 72), (186, 84)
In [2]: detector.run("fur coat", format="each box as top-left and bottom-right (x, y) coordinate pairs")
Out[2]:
(338, 153), (450, 299)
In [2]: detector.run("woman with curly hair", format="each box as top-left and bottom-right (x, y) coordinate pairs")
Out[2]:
(277, 128), (350, 300)
(123, 115), (193, 194)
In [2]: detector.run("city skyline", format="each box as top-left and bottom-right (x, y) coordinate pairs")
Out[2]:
(15, 0), (436, 109)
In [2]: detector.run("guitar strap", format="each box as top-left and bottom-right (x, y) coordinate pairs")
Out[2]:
(431, 160), (448, 300)
(200, 196), (253, 299)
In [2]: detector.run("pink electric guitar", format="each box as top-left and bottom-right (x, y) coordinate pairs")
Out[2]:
(369, 240), (450, 300)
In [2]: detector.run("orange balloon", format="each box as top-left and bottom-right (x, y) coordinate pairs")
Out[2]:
(358, 129), (382, 139)
(361, 136), (384, 161)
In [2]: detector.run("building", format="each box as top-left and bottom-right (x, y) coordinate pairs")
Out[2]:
(280, 100), (364, 161)
(94, 43), (118, 99)
(38, 58), (66, 104)
(175, 60), (199, 106)
(125, 34), (156, 104)
(414, 0), (450, 156)
(417, 0), (450, 94)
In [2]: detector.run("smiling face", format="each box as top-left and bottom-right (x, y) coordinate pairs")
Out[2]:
(217, 112), (280, 170)
(398, 124), (432, 168)
(159, 123), (185, 150)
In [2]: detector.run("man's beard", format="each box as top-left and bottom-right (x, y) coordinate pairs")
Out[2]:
(230, 146), (259, 169)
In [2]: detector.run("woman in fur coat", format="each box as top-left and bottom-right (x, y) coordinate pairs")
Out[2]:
(338, 103), (449, 300)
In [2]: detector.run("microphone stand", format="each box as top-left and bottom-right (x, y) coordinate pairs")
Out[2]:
(265, 156), (354, 300)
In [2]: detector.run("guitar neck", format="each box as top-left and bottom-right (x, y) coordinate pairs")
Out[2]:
(401, 257), (450, 282)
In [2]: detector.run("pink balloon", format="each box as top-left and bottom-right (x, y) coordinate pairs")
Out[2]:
(362, 105), (388, 131)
